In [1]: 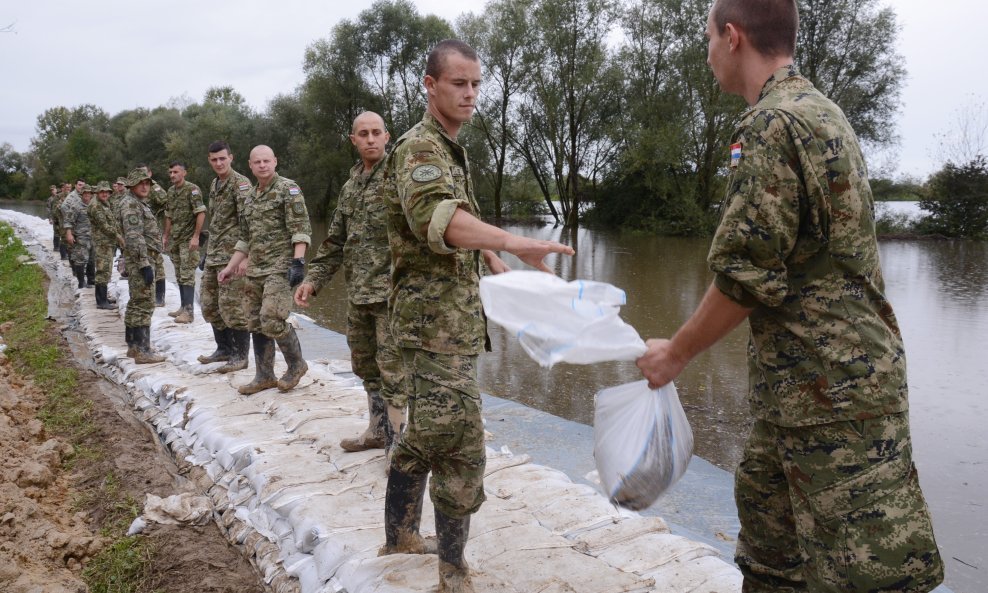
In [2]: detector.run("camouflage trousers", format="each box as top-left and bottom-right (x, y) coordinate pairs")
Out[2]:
(347, 300), (405, 408)
(92, 237), (116, 284)
(244, 273), (292, 339)
(391, 349), (486, 518)
(169, 238), (200, 286)
(200, 265), (248, 331)
(69, 234), (92, 267)
(735, 414), (944, 593)
(155, 252), (165, 284)
(125, 255), (156, 327)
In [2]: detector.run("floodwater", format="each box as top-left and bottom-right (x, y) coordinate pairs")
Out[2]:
(5, 198), (984, 593)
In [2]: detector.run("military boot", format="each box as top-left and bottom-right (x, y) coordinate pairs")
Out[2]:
(340, 390), (388, 452)
(275, 326), (308, 392)
(174, 285), (195, 324)
(378, 467), (437, 556)
(125, 326), (139, 359)
(238, 333), (277, 395)
(198, 325), (231, 364)
(85, 259), (96, 287)
(133, 326), (166, 364)
(155, 279), (166, 307)
(59, 243), (69, 260)
(72, 264), (86, 289)
(95, 284), (117, 310)
(216, 329), (250, 373)
(437, 510), (474, 593)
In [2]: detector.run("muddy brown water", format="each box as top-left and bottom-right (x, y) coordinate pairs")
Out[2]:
(5, 199), (984, 593)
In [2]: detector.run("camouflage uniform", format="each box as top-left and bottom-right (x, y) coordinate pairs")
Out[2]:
(61, 189), (92, 270)
(709, 65), (943, 593)
(235, 174), (311, 339)
(164, 180), (206, 285)
(384, 111), (487, 518)
(147, 178), (168, 302)
(88, 183), (123, 284)
(53, 191), (69, 259)
(47, 193), (61, 250)
(119, 186), (163, 327)
(307, 160), (403, 407)
(201, 170), (252, 332)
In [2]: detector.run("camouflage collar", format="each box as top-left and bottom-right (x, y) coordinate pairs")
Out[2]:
(757, 64), (800, 104)
(350, 156), (386, 182)
(422, 111), (461, 147)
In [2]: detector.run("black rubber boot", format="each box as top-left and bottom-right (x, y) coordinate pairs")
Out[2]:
(378, 468), (436, 556)
(174, 285), (194, 324)
(72, 264), (86, 289)
(340, 390), (388, 452)
(53, 234), (60, 251)
(198, 325), (231, 364)
(436, 510), (474, 593)
(86, 259), (95, 287)
(134, 326), (166, 364)
(95, 284), (117, 310)
(238, 333), (277, 395)
(275, 326), (308, 392)
(125, 326), (138, 359)
(155, 279), (166, 307)
(217, 329), (250, 374)
(59, 243), (68, 260)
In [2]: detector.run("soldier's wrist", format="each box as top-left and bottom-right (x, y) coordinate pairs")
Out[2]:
(291, 257), (305, 266)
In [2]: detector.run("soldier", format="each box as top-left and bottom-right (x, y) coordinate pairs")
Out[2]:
(162, 161), (206, 324)
(380, 40), (573, 593)
(295, 112), (401, 453)
(46, 185), (61, 253)
(636, 2), (944, 592)
(117, 168), (167, 364)
(61, 181), (94, 289)
(218, 145), (310, 394)
(87, 181), (123, 309)
(140, 164), (169, 307)
(198, 140), (253, 373)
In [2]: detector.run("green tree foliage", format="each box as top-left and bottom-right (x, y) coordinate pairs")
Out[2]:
(919, 158), (988, 239)
(0, 143), (28, 199)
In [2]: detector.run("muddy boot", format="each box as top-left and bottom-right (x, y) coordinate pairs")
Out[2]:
(134, 326), (166, 364)
(59, 243), (68, 260)
(378, 468), (436, 556)
(125, 326), (139, 359)
(198, 325), (231, 364)
(437, 510), (474, 593)
(238, 333), (277, 395)
(275, 326), (308, 392)
(72, 264), (86, 289)
(217, 329), (250, 373)
(384, 404), (407, 462)
(341, 390), (388, 452)
(86, 259), (96, 287)
(174, 285), (194, 324)
(95, 284), (117, 310)
(155, 279), (166, 307)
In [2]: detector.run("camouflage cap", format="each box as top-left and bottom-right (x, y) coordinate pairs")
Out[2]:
(124, 167), (151, 187)
(95, 181), (112, 192)
(82, 184), (94, 193)
(115, 177), (128, 185)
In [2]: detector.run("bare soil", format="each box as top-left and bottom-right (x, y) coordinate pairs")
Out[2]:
(0, 320), (267, 593)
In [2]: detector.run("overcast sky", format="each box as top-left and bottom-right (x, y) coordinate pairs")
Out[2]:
(1, 0), (982, 179)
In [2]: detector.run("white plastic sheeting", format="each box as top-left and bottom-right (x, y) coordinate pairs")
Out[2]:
(1, 209), (742, 593)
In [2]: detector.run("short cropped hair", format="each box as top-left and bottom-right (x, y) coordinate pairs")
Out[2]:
(208, 140), (231, 154)
(712, 0), (798, 58)
(168, 161), (187, 170)
(425, 39), (479, 79)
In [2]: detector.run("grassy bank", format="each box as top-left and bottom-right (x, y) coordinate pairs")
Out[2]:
(0, 221), (155, 592)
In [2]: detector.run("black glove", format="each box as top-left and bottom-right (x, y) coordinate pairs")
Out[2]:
(141, 266), (154, 286)
(288, 258), (305, 288)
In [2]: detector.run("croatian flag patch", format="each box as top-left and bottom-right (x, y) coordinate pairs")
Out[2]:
(238, 183), (250, 192)
(730, 143), (742, 168)
(288, 186), (300, 196)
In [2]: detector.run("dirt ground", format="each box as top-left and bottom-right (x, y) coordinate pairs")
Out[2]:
(0, 320), (268, 593)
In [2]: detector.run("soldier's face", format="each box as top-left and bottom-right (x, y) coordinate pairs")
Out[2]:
(425, 53), (481, 126)
(132, 179), (151, 199)
(249, 148), (277, 184)
(350, 116), (389, 165)
(208, 149), (233, 178)
(98, 190), (111, 202)
(168, 165), (187, 185)
(113, 182), (123, 193)
(62, 184), (71, 193)
(75, 180), (85, 193)
(81, 191), (92, 204)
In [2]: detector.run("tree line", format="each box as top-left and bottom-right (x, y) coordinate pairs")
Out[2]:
(8, 0), (979, 238)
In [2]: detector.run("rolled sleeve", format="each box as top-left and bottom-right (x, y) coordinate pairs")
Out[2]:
(427, 199), (467, 255)
(290, 233), (311, 246)
(233, 239), (249, 254)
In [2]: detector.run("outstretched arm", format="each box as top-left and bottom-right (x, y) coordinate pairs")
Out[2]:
(443, 208), (573, 273)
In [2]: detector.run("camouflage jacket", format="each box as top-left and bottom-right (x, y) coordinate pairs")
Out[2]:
(46, 196), (57, 222)
(307, 159), (391, 304)
(205, 170), (252, 268)
(148, 181), (168, 226)
(60, 192), (91, 238)
(708, 65), (907, 427)
(384, 111), (487, 355)
(164, 181), (206, 242)
(87, 197), (123, 245)
(235, 174), (311, 278)
(118, 191), (162, 269)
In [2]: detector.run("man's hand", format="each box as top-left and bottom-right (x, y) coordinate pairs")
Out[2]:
(140, 266), (154, 286)
(189, 235), (200, 251)
(503, 236), (575, 273)
(287, 258), (305, 288)
(217, 266), (233, 284)
(236, 258), (248, 277)
(482, 250), (511, 274)
(636, 339), (689, 390)
(162, 234), (169, 250)
(65, 230), (75, 246)
(294, 282), (315, 307)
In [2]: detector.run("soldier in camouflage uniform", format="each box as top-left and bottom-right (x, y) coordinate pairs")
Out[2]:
(163, 161), (206, 324)
(637, 2), (944, 592)
(61, 181), (94, 289)
(117, 168), (167, 364)
(198, 141), (253, 373)
(295, 112), (403, 453)
(141, 165), (169, 307)
(87, 181), (123, 310)
(47, 185), (61, 253)
(219, 145), (311, 394)
(379, 40), (573, 593)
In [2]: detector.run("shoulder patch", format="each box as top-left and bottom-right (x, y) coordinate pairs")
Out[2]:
(291, 199), (306, 215)
(411, 164), (442, 183)
(127, 214), (139, 226)
(191, 188), (200, 196)
(238, 183), (250, 192)
(288, 186), (300, 196)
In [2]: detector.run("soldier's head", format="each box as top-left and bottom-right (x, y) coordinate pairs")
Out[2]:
(49, 185), (57, 195)
(75, 179), (86, 193)
(168, 161), (188, 186)
(706, 0), (797, 100)
(350, 112), (389, 169)
(114, 177), (127, 194)
(96, 181), (112, 201)
(424, 39), (481, 138)
(248, 145), (277, 186)
(207, 141), (234, 179)
(125, 168), (152, 199)
(81, 184), (93, 204)
(61, 182), (71, 193)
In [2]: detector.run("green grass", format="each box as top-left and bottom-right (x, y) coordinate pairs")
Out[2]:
(0, 222), (156, 593)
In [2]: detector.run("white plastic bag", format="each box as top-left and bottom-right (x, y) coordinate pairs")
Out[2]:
(479, 270), (646, 367)
(593, 380), (693, 510)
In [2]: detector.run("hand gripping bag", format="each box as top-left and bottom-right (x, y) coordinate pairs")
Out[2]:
(593, 380), (693, 510)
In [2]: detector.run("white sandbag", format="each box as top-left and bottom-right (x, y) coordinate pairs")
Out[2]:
(479, 270), (646, 366)
(593, 380), (693, 510)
